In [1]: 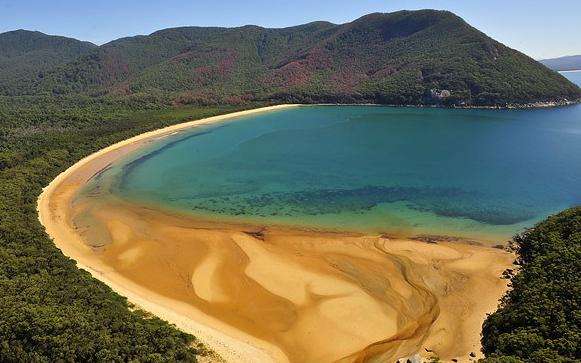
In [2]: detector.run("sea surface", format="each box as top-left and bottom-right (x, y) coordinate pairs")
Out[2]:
(86, 74), (581, 242)
(562, 70), (581, 87)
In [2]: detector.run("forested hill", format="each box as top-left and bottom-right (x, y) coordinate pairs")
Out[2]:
(0, 30), (96, 95)
(1, 10), (580, 106)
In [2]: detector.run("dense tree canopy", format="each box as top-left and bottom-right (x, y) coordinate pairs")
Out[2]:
(481, 207), (581, 363)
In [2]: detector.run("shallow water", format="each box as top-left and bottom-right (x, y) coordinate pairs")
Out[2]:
(84, 97), (580, 243)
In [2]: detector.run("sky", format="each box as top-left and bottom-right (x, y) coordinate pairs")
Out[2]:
(0, 0), (579, 59)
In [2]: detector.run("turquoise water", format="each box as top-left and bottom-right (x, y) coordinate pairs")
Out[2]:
(95, 100), (581, 242)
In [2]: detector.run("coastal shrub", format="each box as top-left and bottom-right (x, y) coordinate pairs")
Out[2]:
(481, 207), (581, 362)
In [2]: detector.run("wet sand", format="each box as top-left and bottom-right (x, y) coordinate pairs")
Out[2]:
(38, 105), (514, 362)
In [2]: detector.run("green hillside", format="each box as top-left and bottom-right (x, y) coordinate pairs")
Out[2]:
(0, 30), (96, 95)
(2, 10), (579, 106)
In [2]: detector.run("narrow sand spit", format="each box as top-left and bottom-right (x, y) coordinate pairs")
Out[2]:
(38, 105), (514, 363)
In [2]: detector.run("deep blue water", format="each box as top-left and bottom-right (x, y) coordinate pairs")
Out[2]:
(90, 73), (581, 242)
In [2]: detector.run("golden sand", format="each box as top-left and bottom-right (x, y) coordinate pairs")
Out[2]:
(38, 105), (514, 363)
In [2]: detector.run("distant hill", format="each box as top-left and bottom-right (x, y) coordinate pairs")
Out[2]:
(0, 30), (96, 95)
(540, 55), (581, 72)
(0, 10), (579, 106)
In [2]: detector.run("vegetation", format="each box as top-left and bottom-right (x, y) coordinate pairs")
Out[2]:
(0, 98), (245, 361)
(1, 10), (579, 106)
(0, 30), (95, 96)
(481, 207), (581, 362)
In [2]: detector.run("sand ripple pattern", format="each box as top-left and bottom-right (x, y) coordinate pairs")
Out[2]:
(68, 196), (512, 363)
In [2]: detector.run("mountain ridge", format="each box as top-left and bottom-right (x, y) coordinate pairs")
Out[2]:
(0, 30), (97, 95)
(540, 55), (581, 72)
(1, 10), (579, 106)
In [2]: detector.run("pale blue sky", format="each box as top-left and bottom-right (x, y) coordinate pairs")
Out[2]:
(0, 0), (579, 59)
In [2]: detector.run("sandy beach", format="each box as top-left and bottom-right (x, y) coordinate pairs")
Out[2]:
(38, 105), (515, 363)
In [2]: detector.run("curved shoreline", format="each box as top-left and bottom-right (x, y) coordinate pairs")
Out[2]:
(37, 104), (514, 362)
(37, 104), (299, 363)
